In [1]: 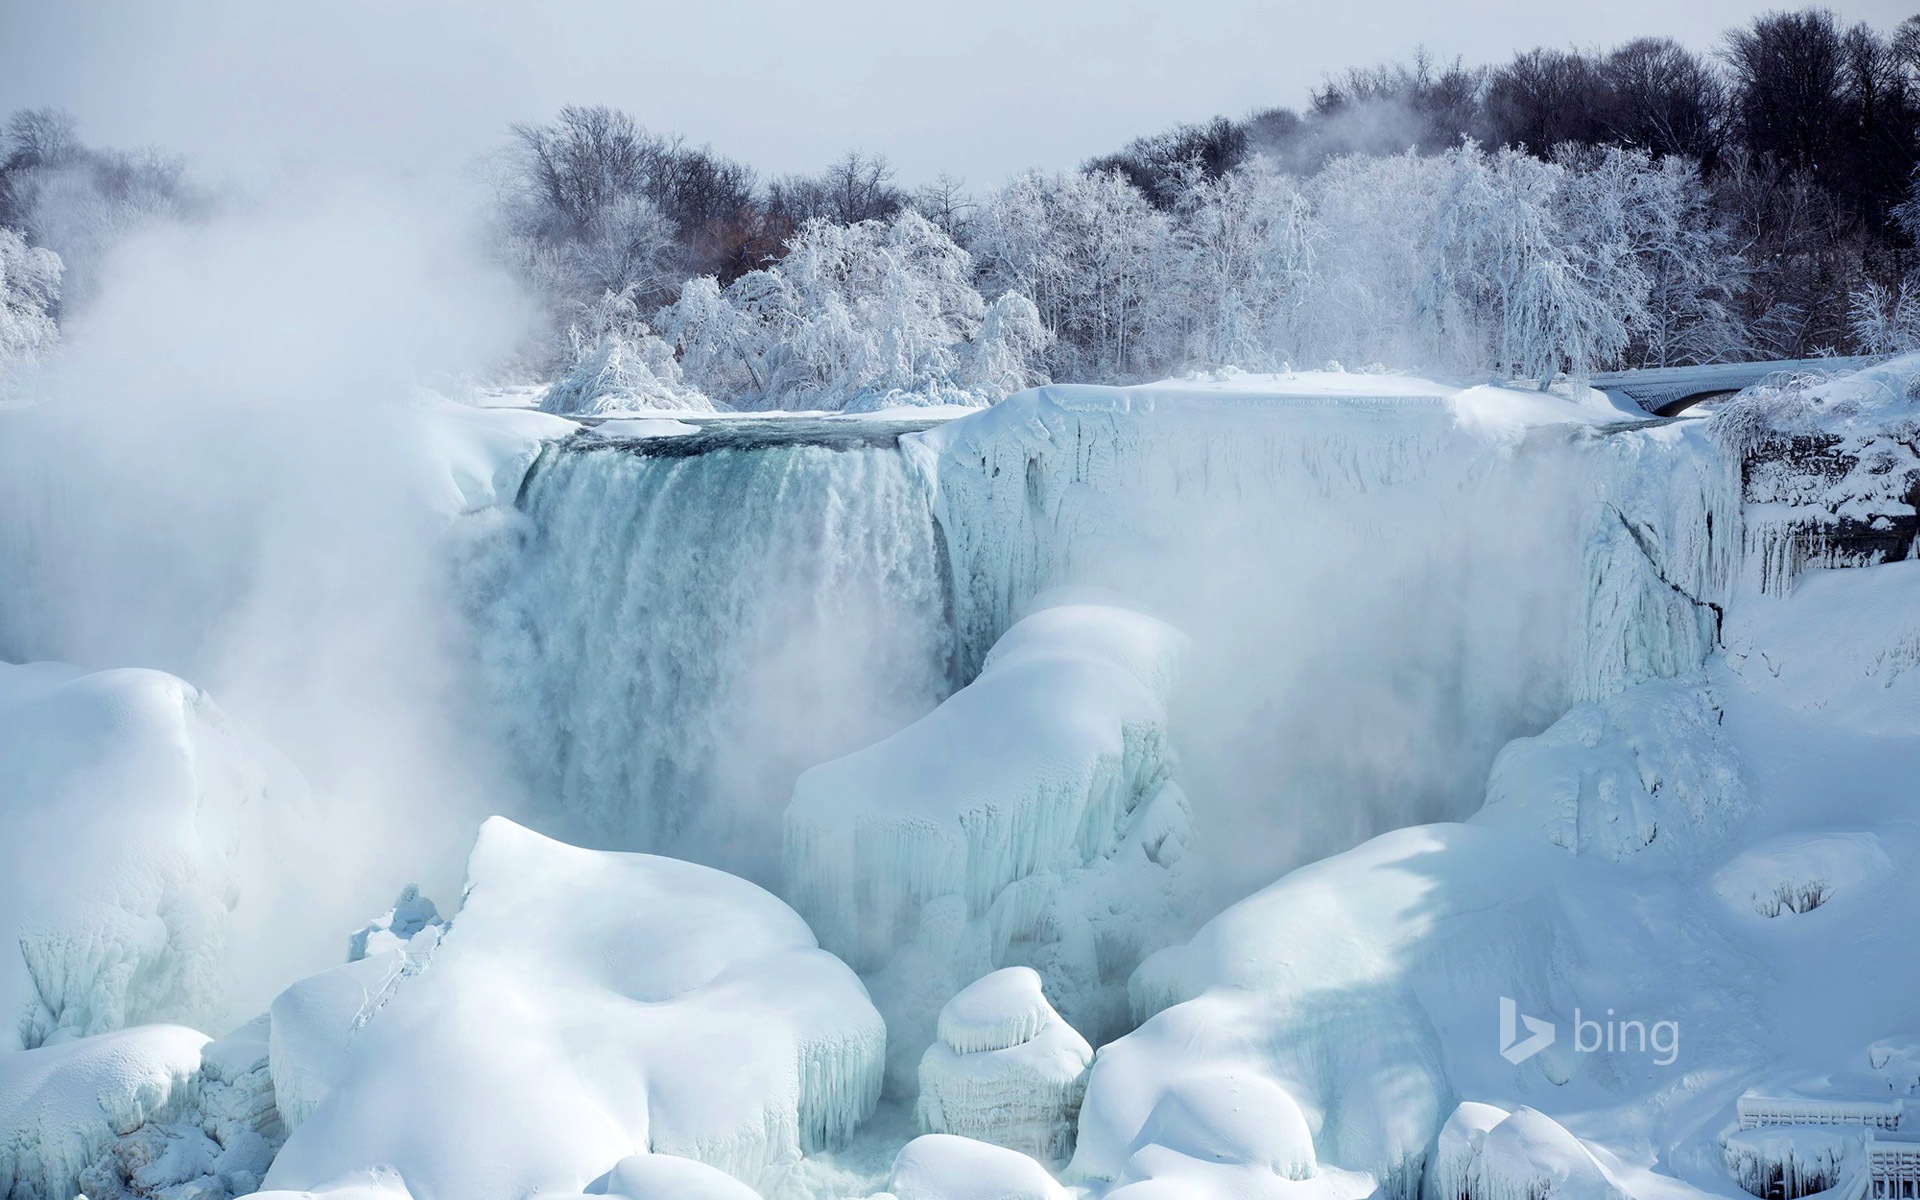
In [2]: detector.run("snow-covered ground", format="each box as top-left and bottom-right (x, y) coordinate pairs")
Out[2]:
(2, 359), (1917, 1200)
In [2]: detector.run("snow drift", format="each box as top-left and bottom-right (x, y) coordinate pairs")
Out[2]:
(261, 818), (884, 1199)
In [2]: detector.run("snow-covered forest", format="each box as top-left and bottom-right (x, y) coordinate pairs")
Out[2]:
(5, 9), (1920, 410)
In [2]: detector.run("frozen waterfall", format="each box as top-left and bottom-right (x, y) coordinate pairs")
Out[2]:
(466, 420), (960, 879)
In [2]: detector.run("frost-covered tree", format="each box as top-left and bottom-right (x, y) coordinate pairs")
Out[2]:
(662, 209), (1041, 410)
(1167, 162), (1315, 369)
(539, 286), (712, 414)
(0, 109), (201, 313)
(965, 290), (1052, 401)
(968, 170), (1174, 382)
(0, 225), (61, 374)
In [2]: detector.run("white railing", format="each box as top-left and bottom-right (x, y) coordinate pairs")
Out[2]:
(1740, 1096), (1905, 1132)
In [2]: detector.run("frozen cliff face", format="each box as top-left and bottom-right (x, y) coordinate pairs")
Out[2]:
(262, 818), (885, 1200)
(1475, 674), (1745, 863)
(916, 968), (1092, 1165)
(1713, 355), (1920, 595)
(0, 661), (315, 1052)
(905, 376), (1740, 897)
(466, 423), (955, 879)
(784, 593), (1198, 1092)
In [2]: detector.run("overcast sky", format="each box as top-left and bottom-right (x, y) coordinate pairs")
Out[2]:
(2, 0), (1913, 190)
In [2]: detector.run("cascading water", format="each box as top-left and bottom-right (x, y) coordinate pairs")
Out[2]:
(465, 420), (959, 883)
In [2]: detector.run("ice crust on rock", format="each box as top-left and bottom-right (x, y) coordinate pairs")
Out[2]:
(263, 818), (885, 1199)
(887, 1134), (1066, 1200)
(785, 593), (1197, 1090)
(916, 968), (1092, 1164)
(0, 661), (312, 1052)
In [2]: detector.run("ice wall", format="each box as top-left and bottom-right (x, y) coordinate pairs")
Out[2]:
(905, 378), (1740, 893)
(467, 423), (956, 878)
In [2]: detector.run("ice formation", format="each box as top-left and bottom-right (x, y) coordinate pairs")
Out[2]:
(467, 424), (955, 876)
(1475, 673), (1746, 862)
(1464, 1107), (1626, 1200)
(75, 1016), (287, 1200)
(0, 1025), (207, 1200)
(262, 818), (885, 1199)
(0, 661), (312, 1051)
(1426, 1102), (1515, 1200)
(785, 592), (1197, 1089)
(886, 1134), (1067, 1200)
(916, 968), (1092, 1164)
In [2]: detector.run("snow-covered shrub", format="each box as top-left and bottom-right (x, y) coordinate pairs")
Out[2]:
(663, 209), (1041, 410)
(539, 325), (713, 414)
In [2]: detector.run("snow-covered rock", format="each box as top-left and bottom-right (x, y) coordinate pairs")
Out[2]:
(785, 593), (1197, 1090)
(887, 1134), (1066, 1200)
(1713, 354), (1920, 595)
(1475, 674), (1746, 863)
(262, 818), (885, 1199)
(0, 661), (312, 1051)
(916, 968), (1091, 1164)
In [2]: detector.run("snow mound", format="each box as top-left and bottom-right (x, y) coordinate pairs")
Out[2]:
(1475, 674), (1745, 863)
(1712, 832), (1889, 920)
(935, 967), (1059, 1056)
(1468, 1108), (1625, 1200)
(0, 661), (311, 1051)
(1426, 1102), (1512, 1200)
(887, 1134), (1066, 1200)
(917, 968), (1092, 1164)
(593, 1152), (765, 1200)
(263, 818), (884, 1199)
(785, 594), (1196, 1090)
(0, 1024), (206, 1200)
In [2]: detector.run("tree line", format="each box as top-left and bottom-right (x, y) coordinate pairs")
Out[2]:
(4, 8), (1919, 406)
